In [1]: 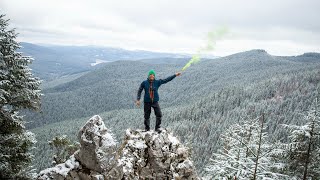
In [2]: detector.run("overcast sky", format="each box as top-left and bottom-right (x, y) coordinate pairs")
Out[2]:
(1, 0), (319, 56)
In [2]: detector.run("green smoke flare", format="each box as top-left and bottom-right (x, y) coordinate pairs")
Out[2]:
(182, 52), (201, 71)
(182, 26), (228, 71)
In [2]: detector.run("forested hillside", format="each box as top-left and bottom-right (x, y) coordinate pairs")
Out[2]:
(30, 50), (320, 175)
(25, 50), (320, 128)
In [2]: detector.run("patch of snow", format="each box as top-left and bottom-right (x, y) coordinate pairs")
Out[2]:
(177, 159), (193, 169)
(24, 131), (37, 144)
(38, 155), (79, 178)
(126, 129), (132, 137)
(127, 139), (147, 149)
(102, 133), (117, 147)
(152, 133), (160, 141)
(168, 133), (180, 146)
(93, 174), (104, 179)
(162, 145), (169, 152)
(118, 156), (134, 174)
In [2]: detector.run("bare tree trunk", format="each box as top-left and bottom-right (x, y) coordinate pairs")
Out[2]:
(253, 113), (264, 180)
(246, 127), (252, 158)
(303, 110), (316, 180)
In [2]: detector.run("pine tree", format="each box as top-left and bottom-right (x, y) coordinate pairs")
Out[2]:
(0, 14), (41, 179)
(282, 99), (320, 179)
(204, 115), (288, 180)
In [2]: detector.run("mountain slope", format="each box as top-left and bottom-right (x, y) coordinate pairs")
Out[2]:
(30, 67), (320, 174)
(25, 50), (320, 128)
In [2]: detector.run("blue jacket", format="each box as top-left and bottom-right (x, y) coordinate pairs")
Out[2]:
(137, 74), (176, 103)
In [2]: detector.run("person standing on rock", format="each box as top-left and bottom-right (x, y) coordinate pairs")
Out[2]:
(136, 70), (181, 133)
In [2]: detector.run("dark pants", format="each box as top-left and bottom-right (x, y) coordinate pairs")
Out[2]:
(144, 102), (162, 131)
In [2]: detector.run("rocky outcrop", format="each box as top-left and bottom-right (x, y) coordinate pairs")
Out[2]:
(75, 115), (117, 173)
(116, 129), (198, 179)
(37, 115), (199, 180)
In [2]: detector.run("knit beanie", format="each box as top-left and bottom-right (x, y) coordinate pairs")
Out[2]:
(148, 69), (156, 78)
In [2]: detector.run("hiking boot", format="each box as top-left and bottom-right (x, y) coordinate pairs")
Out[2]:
(155, 128), (162, 133)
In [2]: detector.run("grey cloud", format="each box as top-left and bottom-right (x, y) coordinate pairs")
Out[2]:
(1, 0), (319, 55)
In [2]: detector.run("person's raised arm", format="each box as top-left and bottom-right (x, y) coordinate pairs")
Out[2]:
(159, 72), (181, 85)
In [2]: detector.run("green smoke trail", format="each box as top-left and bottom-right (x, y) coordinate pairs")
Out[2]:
(182, 26), (228, 71)
(181, 52), (201, 71)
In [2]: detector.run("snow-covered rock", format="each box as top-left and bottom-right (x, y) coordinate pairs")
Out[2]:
(75, 115), (117, 173)
(37, 115), (199, 180)
(37, 155), (79, 180)
(115, 129), (199, 179)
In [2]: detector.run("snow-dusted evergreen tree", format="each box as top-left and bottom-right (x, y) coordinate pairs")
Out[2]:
(282, 98), (320, 180)
(0, 14), (41, 179)
(204, 115), (288, 180)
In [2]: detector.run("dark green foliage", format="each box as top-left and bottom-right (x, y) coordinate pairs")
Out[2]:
(0, 14), (41, 179)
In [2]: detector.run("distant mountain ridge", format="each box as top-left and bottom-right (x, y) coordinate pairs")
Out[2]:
(19, 42), (192, 80)
(298, 52), (320, 58)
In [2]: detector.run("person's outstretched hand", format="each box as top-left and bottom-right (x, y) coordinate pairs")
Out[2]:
(175, 72), (181, 76)
(135, 100), (141, 107)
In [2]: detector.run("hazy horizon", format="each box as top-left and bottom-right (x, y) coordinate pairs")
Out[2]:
(1, 0), (319, 56)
